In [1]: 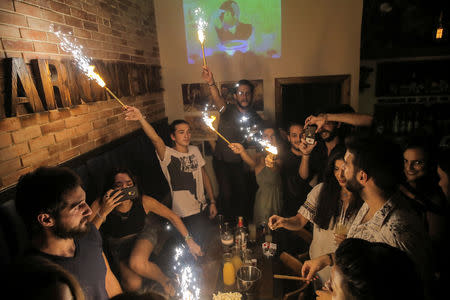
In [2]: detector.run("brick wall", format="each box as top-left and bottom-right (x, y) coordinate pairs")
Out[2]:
(0, 0), (165, 190)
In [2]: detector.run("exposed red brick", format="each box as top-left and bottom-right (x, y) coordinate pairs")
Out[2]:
(83, 21), (98, 32)
(48, 140), (70, 155)
(92, 118), (107, 129)
(70, 7), (87, 20)
(40, 120), (65, 134)
(73, 122), (92, 136)
(76, 140), (95, 154)
(48, 108), (71, 121)
(82, 2), (97, 14)
(28, 134), (55, 151)
(73, 28), (91, 39)
(0, 1), (14, 10)
(0, 24), (21, 38)
(14, 1), (42, 18)
(0, 117), (21, 131)
(27, 17), (52, 32)
(59, 147), (79, 162)
(1, 166), (34, 187)
(21, 148), (49, 167)
(12, 125), (41, 143)
(2, 39), (34, 51)
(0, 132), (12, 149)
(20, 28), (47, 41)
(34, 41), (58, 53)
(41, 9), (64, 23)
(69, 104), (89, 116)
(19, 112), (49, 127)
(0, 142), (29, 162)
(64, 15), (83, 28)
(53, 127), (75, 142)
(70, 133), (88, 147)
(91, 31), (106, 41)
(50, 0), (70, 14)
(0, 158), (22, 177)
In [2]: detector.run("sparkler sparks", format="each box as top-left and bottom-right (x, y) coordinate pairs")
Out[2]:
(49, 24), (126, 108)
(202, 104), (231, 144)
(173, 246), (200, 300)
(194, 7), (207, 66)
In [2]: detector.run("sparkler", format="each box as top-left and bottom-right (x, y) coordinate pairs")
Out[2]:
(50, 24), (126, 108)
(203, 115), (231, 144)
(194, 8), (207, 66)
(173, 246), (201, 300)
(239, 114), (278, 155)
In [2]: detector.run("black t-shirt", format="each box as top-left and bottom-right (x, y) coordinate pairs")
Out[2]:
(214, 104), (262, 163)
(279, 150), (313, 217)
(35, 223), (108, 300)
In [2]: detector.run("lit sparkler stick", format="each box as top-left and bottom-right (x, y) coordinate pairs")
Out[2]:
(203, 115), (231, 144)
(50, 24), (126, 108)
(86, 66), (126, 108)
(198, 30), (207, 66)
(194, 8), (207, 66)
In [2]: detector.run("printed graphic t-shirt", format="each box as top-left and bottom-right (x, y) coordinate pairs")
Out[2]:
(159, 145), (206, 217)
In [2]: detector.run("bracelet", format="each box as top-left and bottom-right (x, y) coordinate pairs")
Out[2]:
(327, 253), (334, 266)
(185, 234), (192, 242)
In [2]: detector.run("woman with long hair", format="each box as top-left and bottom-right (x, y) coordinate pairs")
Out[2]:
(229, 124), (283, 226)
(89, 168), (202, 297)
(269, 149), (363, 285)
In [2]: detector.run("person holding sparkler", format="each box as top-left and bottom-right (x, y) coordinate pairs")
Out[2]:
(201, 66), (262, 221)
(124, 107), (217, 247)
(229, 124), (283, 227)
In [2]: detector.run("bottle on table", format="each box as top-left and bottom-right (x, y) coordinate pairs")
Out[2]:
(234, 216), (248, 253)
(223, 253), (236, 287)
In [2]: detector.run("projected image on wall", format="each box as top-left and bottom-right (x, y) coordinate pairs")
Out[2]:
(183, 0), (281, 64)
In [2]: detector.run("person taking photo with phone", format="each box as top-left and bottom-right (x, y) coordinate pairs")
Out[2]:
(89, 168), (203, 297)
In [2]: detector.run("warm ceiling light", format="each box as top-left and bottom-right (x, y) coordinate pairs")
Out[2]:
(436, 11), (444, 40)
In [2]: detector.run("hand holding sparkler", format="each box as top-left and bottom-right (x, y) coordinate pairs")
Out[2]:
(186, 239), (203, 259)
(201, 66), (215, 86)
(124, 106), (145, 121)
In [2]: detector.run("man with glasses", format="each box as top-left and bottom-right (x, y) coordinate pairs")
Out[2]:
(202, 66), (262, 221)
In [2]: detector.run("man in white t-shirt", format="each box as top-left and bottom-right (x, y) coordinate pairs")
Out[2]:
(125, 107), (218, 246)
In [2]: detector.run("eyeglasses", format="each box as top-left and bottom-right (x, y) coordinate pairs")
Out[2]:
(237, 91), (251, 96)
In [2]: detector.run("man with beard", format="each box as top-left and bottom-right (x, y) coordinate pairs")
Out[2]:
(202, 66), (262, 220)
(15, 167), (122, 300)
(304, 106), (373, 181)
(300, 136), (432, 298)
(270, 122), (319, 217)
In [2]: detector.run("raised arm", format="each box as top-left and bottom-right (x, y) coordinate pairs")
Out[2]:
(201, 66), (226, 111)
(125, 106), (166, 160)
(305, 113), (373, 132)
(142, 195), (203, 258)
(229, 143), (257, 169)
(298, 137), (317, 181)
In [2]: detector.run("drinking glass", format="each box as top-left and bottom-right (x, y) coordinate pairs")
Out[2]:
(220, 222), (234, 252)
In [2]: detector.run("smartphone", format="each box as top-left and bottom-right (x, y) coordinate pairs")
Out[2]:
(304, 125), (317, 145)
(115, 186), (138, 202)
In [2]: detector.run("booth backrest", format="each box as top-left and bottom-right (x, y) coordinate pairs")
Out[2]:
(0, 120), (171, 267)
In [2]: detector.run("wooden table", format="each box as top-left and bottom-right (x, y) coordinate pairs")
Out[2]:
(199, 232), (289, 300)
